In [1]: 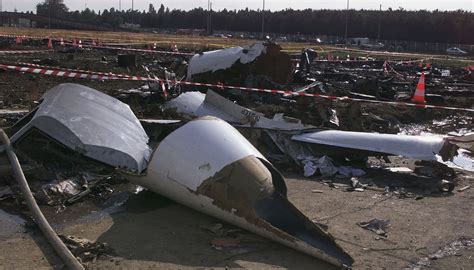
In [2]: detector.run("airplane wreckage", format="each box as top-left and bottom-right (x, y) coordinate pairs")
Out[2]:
(1, 83), (473, 267)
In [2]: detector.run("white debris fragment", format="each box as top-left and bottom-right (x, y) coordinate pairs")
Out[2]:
(187, 43), (266, 80)
(385, 167), (413, 173)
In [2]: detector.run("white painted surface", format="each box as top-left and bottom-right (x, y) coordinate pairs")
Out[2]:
(165, 90), (310, 130)
(187, 43), (266, 80)
(164, 91), (236, 122)
(292, 130), (446, 160)
(147, 117), (266, 190)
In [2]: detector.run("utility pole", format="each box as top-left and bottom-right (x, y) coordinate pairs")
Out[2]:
(48, 0), (51, 29)
(344, 0), (349, 43)
(131, 0), (134, 24)
(0, 0), (3, 12)
(377, 4), (382, 41)
(119, 0), (121, 11)
(207, 0), (210, 35)
(261, 0), (265, 40)
(210, 2), (212, 35)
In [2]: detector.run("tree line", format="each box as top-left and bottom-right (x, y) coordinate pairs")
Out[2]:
(35, 0), (474, 44)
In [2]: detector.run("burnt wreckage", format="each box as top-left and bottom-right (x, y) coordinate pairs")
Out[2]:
(2, 83), (353, 267)
(4, 82), (473, 267)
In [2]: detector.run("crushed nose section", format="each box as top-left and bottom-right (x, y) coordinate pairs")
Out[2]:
(197, 155), (353, 266)
(255, 192), (354, 267)
(125, 117), (353, 267)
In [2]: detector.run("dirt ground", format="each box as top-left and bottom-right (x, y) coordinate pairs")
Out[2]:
(1, 167), (473, 269)
(1, 32), (474, 269)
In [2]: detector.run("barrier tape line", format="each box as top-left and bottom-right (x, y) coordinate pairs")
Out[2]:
(0, 64), (151, 81)
(17, 62), (133, 78)
(0, 34), (195, 56)
(0, 34), (48, 39)
(389, 57), (434, 65)
(1, 62), (473, 113)
(0, 50), (54, 54)
(64, 43), (195, 56)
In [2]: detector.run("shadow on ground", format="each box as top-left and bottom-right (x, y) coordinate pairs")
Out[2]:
(96, 190), (337, 269)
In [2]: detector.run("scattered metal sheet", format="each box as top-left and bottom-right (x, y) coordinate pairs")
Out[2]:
(447, 133), (474, 152)
(357, 219), (390, 237)
(7, 83), (151, 172)
(124, 117), (353, 267)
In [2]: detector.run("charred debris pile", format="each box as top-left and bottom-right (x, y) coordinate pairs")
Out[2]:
(0, 40), (473, 268)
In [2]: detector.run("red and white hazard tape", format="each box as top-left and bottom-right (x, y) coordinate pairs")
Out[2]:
(384, 61), (405, 77)
(1, 62), (473, 113)
(0, 34), (194, 56)
(17, 62), (133, 78)
(0, 34), (48, 40)
(388, 57), (433, 65)
(62, 42), (195, 56)
(0, 50), (53, 54)
(0, 64), (151, 81)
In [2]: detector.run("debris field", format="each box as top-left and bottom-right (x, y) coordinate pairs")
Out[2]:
(0, 34), (474, 269)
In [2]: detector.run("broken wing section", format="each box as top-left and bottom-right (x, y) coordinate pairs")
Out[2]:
(292, 130), (456, 161)
(125, 117), (353, 267)
(165, 90), (459, 162)
(10, 83), (151, 172)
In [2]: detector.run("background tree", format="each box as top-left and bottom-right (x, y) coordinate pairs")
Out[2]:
(36, 0), (68, 19)
(31, 1), (474, 44)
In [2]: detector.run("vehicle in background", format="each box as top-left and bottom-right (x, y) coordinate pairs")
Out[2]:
(446, 47), (468, 56)
(360, 42), (385, 50)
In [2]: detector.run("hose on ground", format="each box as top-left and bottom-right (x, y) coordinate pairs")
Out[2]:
(0, 129), (84, 270)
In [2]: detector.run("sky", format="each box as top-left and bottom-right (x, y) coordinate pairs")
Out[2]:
(1, 0), (473, 13)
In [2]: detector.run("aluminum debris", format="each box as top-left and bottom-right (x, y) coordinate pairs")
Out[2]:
(292, 129), (454, 161)
(166, 90), (460, 163)
(4, 85), (352, 266)
(7, 83), (152, 172)
(165, 90), (309, 130)
(187, 43), (266, 80)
